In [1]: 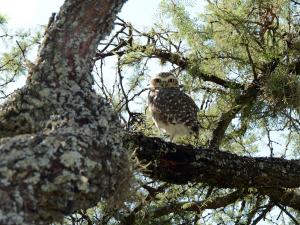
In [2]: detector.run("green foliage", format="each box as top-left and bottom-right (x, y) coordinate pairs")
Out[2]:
(0, 14), (7, 25)
(0, 22), (43, 98)
(75, 0), (300, 224)
(264, 68), (300, 109)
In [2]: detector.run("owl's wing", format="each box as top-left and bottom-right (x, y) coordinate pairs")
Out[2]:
(149, 89), (199, 125)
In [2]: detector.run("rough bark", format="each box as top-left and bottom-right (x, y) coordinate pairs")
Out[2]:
(127, 133), (300, 210)
(0, 0), (129, 225)
(130, 133), (300, 187)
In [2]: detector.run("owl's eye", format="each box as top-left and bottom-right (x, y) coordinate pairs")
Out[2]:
(168, 78), (176, 83)
(154, 78), (161, 83)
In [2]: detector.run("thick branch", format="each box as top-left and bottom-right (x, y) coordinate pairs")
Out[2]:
(0, 109), (130, 224)
(0, 0), (127, 137)
(34, 0), (126, 85)
(209, 82), (260, 148)
(127, 134), (300, 211)
(128, 133), (300, 189)
(259, 188), (300, 211)
(146, 189), (248, 219)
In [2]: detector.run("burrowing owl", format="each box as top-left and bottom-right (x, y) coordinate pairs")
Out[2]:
(148, 72), (199, 141)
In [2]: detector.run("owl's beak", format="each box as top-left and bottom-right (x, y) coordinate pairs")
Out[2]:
(161, 81), (167, 88)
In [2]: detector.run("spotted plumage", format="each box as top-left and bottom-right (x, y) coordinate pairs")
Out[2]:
(148, 72), (199, 141)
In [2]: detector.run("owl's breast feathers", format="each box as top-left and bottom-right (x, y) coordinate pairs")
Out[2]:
(148, 88), (199, 136)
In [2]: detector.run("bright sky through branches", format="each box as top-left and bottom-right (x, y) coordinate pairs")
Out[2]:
(0, 0), (160, 29)
(0, 0), (161, 95)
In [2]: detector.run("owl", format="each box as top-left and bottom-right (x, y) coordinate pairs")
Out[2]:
(148, 72), (199, 141)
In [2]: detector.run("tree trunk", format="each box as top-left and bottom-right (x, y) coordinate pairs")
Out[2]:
(0, 1), (130, 224)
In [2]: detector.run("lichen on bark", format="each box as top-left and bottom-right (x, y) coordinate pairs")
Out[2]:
(0, 0), (130, 224)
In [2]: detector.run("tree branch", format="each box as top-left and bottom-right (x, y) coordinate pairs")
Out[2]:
(127, 133), (300, 211)
(128, 133), (300, 188)
(208, 58), (279, 149)
(0, 114), (130, 224)
(209, 81), (260, 148)
(95, 43), (244, 89)
(259, 188), (300, 211)
(145, 189), (249, 220)
(0, 0), (127, 137)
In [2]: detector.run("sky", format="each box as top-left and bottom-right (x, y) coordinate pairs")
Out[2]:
(0, 0), (160, 30)
(0, 0), (60, 28)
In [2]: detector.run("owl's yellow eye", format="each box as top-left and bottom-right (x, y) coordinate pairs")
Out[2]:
(154, 78), (161, 83)
(168, 78), (176, 83)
